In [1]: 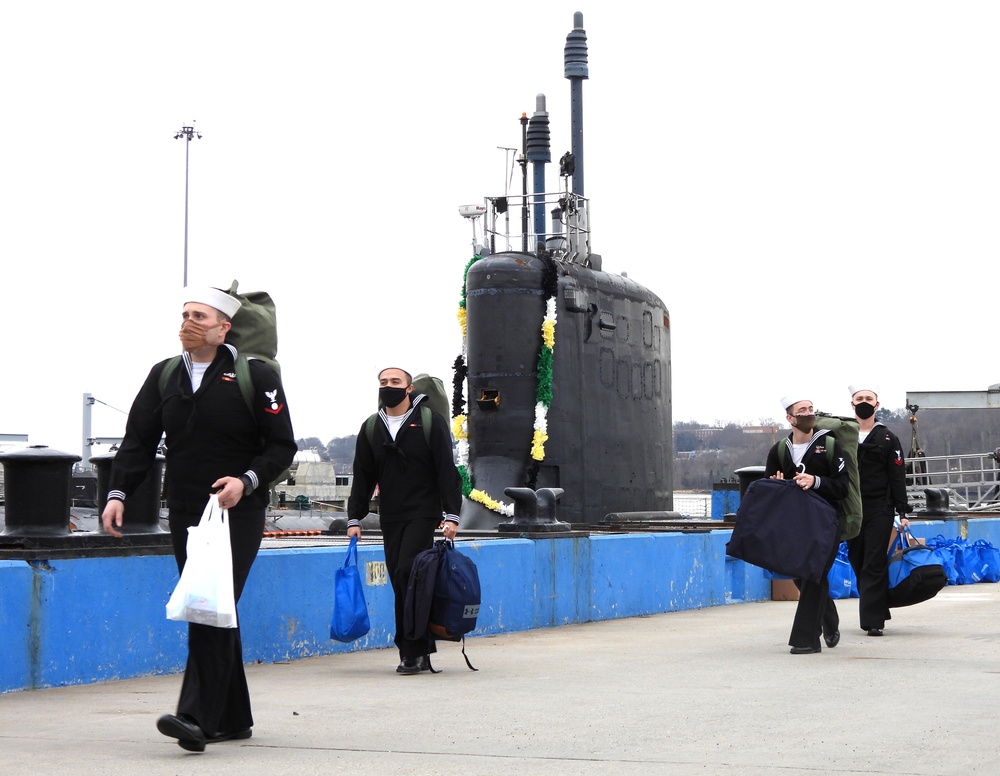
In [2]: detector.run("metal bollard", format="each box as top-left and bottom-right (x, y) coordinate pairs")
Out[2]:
(921, 487), (954, 517)
(498, 487), (570, 532)
(0, 446), (81, 538)
(91, 452), (167, 534)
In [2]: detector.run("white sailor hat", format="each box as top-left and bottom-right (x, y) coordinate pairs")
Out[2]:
(781, 394), (812, 413)
(848, 384), (879, 399)
(182, 286), (242, 318)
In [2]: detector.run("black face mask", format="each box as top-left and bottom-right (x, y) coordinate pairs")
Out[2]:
(854, 401), (876, 420)
(379, 385), (409, 408)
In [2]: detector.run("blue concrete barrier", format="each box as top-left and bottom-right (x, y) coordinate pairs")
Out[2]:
(2, 519), (996, 693)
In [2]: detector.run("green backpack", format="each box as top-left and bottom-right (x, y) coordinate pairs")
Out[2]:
(778, 414), (862, 541)
(221, 279), (280, 376)
(411, 373), (450, 422)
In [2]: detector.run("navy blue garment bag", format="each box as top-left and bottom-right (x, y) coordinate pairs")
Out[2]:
(726, 478), (838, 583)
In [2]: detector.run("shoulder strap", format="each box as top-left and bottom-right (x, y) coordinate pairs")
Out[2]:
(234, 355), (254, 413)
(157, 355), (183, 397)
(365, 413), (379, 446)
(421, 404), (432, 447)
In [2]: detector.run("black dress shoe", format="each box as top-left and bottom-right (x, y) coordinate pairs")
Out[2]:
(397, 655), (433, 674)
(867, 627), (884, 637)
(156, 714), (206, 752)
(789, 645), (822, 654)
(824, 630), (841, 648)
(206, 728), (253, 743)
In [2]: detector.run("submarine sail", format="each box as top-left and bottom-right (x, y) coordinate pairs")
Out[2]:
(455, 13), (673, 529)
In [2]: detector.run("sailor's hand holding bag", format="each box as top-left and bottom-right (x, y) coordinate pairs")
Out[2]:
(166, 494), (238, 628)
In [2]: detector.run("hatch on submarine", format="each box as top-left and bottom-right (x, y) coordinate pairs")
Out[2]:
(455, 12), (672, 530)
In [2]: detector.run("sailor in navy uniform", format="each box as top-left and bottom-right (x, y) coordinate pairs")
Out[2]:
(765, 395), (849, 654)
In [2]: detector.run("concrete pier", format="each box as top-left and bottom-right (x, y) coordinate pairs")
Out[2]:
(1, 583), (997, 775)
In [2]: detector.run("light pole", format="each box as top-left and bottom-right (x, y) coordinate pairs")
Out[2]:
(173, 122), (202, 286)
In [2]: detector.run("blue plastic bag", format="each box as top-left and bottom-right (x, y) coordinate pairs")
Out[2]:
(762, 543), (857, 598)
(828, 542), (857, 600)
(330, 536), (371, 643)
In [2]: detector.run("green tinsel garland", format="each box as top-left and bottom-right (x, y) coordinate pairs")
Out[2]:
(535, 346), (553, 407)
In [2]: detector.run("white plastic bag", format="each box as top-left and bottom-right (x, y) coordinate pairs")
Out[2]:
(165, 494), (238, 628)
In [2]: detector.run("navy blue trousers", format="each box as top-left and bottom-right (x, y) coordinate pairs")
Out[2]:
(381, 517), (439, 660)
(790, 542), (840, 649)
(848, 506), (895, 630)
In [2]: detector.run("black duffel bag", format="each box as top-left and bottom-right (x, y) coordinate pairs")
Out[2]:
(887, 528), (947, 608)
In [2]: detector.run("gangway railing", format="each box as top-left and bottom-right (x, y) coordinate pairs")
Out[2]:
(905, 451), (1000, 511)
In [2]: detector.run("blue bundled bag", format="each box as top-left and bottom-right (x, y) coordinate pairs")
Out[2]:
(952, 539), (981, 585)
(330, 536), (371, 643)
(971, 540), (1000, 583)
(926, 535), (960, 585)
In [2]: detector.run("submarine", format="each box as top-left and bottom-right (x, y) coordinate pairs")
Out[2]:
(454, 13), (672, 529)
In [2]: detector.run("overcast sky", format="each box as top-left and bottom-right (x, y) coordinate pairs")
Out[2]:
(3, 1), (999, 461)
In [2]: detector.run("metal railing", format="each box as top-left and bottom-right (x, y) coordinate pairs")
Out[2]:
(905, 451), (1000, 511)
(673, 494), (711, 518)
(476, 190), (592, 264)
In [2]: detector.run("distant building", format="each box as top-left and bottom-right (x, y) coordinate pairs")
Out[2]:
(741, 425), (781, 445)
(279, 462), (353, 511)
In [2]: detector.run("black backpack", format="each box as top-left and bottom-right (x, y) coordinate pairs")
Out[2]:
(404, 540), (480, 670)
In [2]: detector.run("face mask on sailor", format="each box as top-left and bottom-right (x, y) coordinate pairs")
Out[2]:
(379, 386), (409, 408)
(179, 304), (228, 352)
(787, 401), (817, 433)
(853, 401), (877, 420)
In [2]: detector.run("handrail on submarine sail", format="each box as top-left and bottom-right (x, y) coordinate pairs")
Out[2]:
(480, 189), (591, 264)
